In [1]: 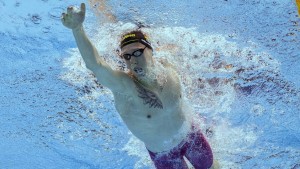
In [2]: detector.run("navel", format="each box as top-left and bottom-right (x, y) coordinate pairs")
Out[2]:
(147, 114), (151, 119)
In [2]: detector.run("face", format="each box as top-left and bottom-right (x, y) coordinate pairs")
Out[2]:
(121, 42), (153, 77)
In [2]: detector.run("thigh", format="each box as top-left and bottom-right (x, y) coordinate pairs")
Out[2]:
(184, 129), (213, 169)
(148, 149), (189, 169)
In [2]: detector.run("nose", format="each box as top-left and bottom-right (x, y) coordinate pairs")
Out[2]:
(129, 58), (138, 65)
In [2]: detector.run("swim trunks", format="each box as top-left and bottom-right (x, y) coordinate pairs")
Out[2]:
(147, 125), (213, 169)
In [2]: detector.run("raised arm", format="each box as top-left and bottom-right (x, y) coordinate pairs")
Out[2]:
(61, 3), (127, 92)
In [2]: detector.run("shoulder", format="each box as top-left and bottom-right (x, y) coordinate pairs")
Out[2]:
(108, 70), (134, 93)
(159, 58), (176, 70)
(161, 64), (182, 95)
(163, 64), (180, 85)
(158, 59), (180, 81)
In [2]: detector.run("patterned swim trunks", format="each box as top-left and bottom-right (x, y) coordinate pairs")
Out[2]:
(147, 125), (213, 169)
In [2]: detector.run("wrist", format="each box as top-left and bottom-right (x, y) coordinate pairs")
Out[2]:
(72, 24), (83, 32)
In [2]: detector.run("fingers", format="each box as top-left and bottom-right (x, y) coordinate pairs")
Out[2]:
(61, 3), (85, 24)
(66, 3), (85, 15)
(67, 6), (74, 14)
(61, 13), (66, 23)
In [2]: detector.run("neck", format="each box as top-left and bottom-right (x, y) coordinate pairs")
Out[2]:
(131, 70), (157, 88)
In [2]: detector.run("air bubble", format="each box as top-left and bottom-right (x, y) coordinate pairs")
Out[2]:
(42, 26), (51, 33)
(251, 104), (265, 116)
(48, 7), (64, 20)
(31, 14), (42, 24)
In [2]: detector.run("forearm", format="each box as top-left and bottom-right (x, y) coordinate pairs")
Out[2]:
(72, 25), (104, 70)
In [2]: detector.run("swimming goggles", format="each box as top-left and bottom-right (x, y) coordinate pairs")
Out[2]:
(121, 46), (147, 60)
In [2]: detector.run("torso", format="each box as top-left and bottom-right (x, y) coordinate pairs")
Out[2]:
(112, 68), (190, 152)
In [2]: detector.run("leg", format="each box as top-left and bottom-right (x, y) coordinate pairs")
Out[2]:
(184, 129), (213, 169)
(209, 159), (220, 169)
(148, 149), (189, 169)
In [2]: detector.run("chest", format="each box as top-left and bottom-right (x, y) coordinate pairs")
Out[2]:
(113, 83), (179, 117)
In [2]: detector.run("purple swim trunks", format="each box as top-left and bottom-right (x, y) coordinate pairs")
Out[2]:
(147, 125), (213, 169)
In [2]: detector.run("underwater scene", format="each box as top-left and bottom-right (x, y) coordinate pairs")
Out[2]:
(0, 0), (299, 168)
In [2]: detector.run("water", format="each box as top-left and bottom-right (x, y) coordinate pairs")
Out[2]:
(0, 0), (299, 168)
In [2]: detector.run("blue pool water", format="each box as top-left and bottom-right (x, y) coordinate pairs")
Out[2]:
(0, 0), (299, 168)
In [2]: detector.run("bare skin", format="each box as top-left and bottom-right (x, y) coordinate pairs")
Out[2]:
(61, 2), (186, 152)
(61, 3), (219, 168)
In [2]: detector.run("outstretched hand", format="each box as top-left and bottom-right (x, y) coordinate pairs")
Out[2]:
(61, 3), (86, 30)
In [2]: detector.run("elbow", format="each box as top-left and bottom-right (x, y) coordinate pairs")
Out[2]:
(85, 62), (99, 72)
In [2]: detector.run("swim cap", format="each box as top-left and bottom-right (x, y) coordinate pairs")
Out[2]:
(120, 31), (153, 50)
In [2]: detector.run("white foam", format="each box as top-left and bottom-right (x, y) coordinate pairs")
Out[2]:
(122, 134), (155, 169)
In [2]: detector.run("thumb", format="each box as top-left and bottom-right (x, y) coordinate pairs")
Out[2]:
(80, 3), (86, 15)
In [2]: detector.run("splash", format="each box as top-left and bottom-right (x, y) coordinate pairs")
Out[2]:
(59, 21), (263, 168)
(60, 16), (299, 168)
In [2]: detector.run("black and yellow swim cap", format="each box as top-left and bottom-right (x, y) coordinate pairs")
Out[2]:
(120, 30), (153, 50)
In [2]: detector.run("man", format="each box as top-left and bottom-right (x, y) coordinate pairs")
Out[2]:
(61, 3), (217, 169)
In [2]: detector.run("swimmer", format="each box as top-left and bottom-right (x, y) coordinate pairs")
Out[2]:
(61, 3), (219, 169)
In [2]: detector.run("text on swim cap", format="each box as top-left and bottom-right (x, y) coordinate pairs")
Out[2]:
(122, 34), (136, 40)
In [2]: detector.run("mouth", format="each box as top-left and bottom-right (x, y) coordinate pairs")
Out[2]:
(133, 67), (145, 76)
